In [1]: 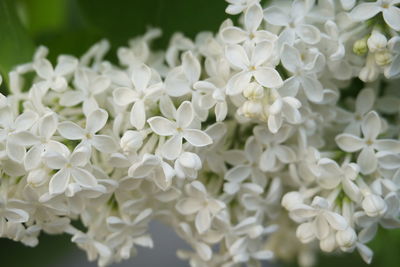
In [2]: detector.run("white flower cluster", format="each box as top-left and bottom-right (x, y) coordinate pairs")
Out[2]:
(0, 0), (400, 266)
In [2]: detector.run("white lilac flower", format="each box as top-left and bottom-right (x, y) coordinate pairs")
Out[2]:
(176, 181), (225, 234)
(280, 44), (326, 103)
(350, 0), (400, 31)
(336, 111), (400, 174)
(225, 41), (283, 95)
(33, 56), (78, 92)
(58, 109), (117, 153)
(44, 145), (98, 195)
(147, 101), (212, 160)
(263, 0), (321, 45)
(113, 63), (163, 129)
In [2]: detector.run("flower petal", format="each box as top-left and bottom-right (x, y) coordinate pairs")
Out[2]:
(148, 117), (176, 136)
(162, 135), (182, 160)
(183, 129), (213, 147)
(335, 133), (365, 152)
(253, 67), (283, 88)
(176, 101), (194, 129)
(49, 168), (70, 195)
(357, 146), (377, 174)
(58, 121), (84, 140)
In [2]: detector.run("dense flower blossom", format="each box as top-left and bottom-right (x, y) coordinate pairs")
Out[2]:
(0, 0), (399, 266)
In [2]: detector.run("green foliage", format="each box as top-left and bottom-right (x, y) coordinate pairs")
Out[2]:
(0, 0), (34, 89)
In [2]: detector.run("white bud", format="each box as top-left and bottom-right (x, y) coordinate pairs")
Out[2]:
(353, 38), (368, 55)
(296, 222), (315, 243)
(120, 130), (143, 152)
(367, 31), (387, 53)
(336, 227), (357, 249)
(243, 82), (264, 100)
(27, 169), (48, 187)
(362, 194), (387, 217)
(241, 100), (263, 118)
(374, 50), (392, 66)
(282, 191), (303, 211)
(320, 232), (337, 252)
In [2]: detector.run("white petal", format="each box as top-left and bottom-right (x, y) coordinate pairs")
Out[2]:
(176, 101), (194, 128)
(275, 145), (296, 163)
(9, 131), (38, 146)
(44, 151), (68, 169)
(49, 168), (70, 194)
(355, 88), (375, 116)
(315, 216), (330, 239)
(225, 165), (251, 183)
(60, 90), (85, 107)
(90, 75), (111, 95)
(362, 111), (381, 141)
(130, 100), (146, 130)
(2, 208), (29, 223)
(162, 135), (182, 160)
(281, 44), (301, 73)
(300, 75), (323, 102)
(251, 41), (273, 67)
(226, 71), (252, 95)
(225, 44), (250, 69)
(148, 117), (176, 136)
(350, 3), (381, 21)
(55, 56), (77, 76)
(131, 63), (151, 91)
(221, 27), (247, 44)
(263, 6), (289, 26)
(324, 211), (348, 230)
(358, 147), (377, 174)
(183, 129), (212, 147)
(296, 24), (320, 44)
(253, 67), (283, 88)
(335, 134), (364, 152)
(6, 142), (25, 163)
(58, 121), (84, 140)
(113, 87), (136, 106)
(259, 149), (277, 171)
(374, 140), (400, 153)
(195, 209), (211, 234)
(86, 109), (108, 133)
(91, 135), (117, 153)
(70, 146), (91, 166)
(33, 58), (53, 79)
(182, 51), (201, 84)
(71, 167), (98, 188)
(245, 3), (263, 32)
(40, 113), (58, 139)
(176, 198), (203, 215)
(383, 6), (400, 31)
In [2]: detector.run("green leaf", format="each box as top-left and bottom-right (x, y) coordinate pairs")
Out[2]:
(76, 0), (228, 48)
(0, 0), (35, 89)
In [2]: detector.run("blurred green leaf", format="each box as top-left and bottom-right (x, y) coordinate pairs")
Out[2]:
(0, 0), (35, 88)
(19, 0), (67, 35)
(77, 0), (228, 48)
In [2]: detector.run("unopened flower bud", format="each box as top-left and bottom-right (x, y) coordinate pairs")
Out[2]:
(362, 193), (387, 217)
(243, 82), (264, 100)
(374, 50), (392, 66)
(282, 191), (303, 211)
(367, 31), (387, 52)
(336, 227), (357, 249)
(353, 38), (368, 55)
(296, 222), (315, 243)
(120, 130), (143, 152)
(320, 232), (337, 252)
(242, 100), (263, 118)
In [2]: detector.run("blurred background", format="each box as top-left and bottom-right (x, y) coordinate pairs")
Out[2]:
(0, 0), (400, 266)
